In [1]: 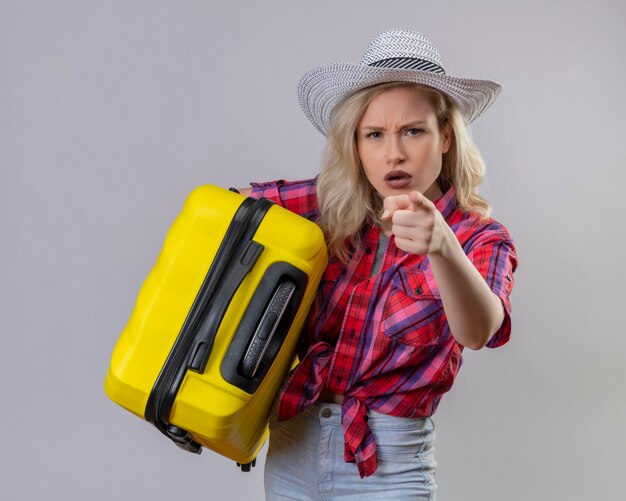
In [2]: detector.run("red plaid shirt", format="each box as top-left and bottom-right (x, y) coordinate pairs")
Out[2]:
(250, 178), (518, 478)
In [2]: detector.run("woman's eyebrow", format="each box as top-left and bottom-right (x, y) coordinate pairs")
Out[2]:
(359, 120), (428, 130)
(403, 120), (427, 127)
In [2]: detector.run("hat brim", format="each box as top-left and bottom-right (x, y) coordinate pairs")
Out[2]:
(298, 63), (502, 136)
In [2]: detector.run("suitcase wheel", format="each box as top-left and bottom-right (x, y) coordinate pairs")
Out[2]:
(236, 459), (256, 472)
(166, 425), (202, 454)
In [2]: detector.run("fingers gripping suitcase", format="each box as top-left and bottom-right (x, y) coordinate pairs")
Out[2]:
(104, 185), (328, 469)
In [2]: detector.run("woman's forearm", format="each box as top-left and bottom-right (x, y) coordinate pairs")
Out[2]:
(428, 223), (504, 350)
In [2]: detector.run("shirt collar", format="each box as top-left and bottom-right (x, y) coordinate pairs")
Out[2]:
(433, 186), (458, 222)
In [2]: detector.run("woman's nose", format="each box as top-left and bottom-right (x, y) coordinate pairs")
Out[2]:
(386, 136), (406, 164)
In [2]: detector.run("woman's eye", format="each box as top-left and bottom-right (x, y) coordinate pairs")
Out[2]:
(366, 131), (382, 139)
(406, 128), (424, 136)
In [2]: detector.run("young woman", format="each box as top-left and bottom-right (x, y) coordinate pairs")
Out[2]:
(240, 29), (517, 500)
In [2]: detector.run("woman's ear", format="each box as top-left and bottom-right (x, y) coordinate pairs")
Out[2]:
(441, 122), (452, 154)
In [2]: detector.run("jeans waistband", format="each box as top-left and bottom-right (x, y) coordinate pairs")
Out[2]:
(300, 401), (432, 431)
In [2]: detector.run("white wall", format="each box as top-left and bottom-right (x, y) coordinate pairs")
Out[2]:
(2, 1), (625, 499)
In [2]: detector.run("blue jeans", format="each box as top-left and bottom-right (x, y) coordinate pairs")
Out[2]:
(264, 401), (437, 500)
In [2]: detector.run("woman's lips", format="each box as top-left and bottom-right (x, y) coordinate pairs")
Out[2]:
(384, 170), (412, 189)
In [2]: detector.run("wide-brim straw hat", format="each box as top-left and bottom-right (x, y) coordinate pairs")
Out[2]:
(298, 29), (502, 136)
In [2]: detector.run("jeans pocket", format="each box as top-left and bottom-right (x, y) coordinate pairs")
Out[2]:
(371, 416), (435, 462)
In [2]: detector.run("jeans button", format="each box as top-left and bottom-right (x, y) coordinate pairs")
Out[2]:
(321, 408), (332, 419)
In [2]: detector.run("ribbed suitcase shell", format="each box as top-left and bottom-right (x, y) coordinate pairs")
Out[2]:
(104, 185), (327, 465)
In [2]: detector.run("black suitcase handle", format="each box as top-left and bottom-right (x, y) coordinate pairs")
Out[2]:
(220, 262), (308, 395)
(239, 280), (296, 379)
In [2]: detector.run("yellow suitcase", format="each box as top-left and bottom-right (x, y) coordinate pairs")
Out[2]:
(104, 185), (327, 469)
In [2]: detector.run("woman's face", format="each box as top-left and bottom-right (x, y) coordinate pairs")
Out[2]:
(356, 86), (451, 201)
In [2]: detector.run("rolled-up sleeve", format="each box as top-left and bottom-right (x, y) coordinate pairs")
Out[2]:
(465, 227), (518, 348)
(249, 178), (319, 220)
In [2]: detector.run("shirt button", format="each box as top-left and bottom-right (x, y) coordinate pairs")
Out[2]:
(321, 408), (332, 419)
(414, 286), (423, 295)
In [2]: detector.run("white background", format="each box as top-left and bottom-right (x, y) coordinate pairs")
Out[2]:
(2, 1), (625, 499)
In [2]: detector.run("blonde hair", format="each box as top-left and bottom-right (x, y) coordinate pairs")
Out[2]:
(317, 82), (491, 261)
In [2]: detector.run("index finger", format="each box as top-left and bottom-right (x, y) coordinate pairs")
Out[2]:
(381, 194), (412, 220)
(408, 190), (433, 210)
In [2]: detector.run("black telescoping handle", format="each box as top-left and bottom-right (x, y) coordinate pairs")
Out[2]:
(187, 239), (264, 373)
